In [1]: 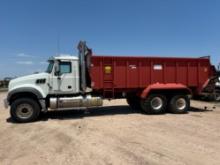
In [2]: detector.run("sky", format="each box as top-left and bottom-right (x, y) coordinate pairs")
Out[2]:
(0, 0), (220, 78)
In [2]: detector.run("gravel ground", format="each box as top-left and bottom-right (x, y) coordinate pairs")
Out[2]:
(0, 92), (220, 165)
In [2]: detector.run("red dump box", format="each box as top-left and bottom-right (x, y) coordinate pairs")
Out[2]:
(90, 56), (216, 98)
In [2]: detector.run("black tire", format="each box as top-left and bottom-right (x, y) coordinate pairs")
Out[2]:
(10, 98), (41, 123)
(126, 95), (141, 111)
(169, 95), (190, 114)
(140, 94), (167, 114)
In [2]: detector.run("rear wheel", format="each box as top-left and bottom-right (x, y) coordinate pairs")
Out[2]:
(169, 95), (190, 114)
(140, 94), (167, 114)
(10, 98), (41, 123)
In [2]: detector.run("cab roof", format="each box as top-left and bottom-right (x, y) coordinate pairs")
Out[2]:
(49, 55), (78, 61)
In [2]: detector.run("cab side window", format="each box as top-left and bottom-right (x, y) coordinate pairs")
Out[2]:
(59, 62), (71, 75)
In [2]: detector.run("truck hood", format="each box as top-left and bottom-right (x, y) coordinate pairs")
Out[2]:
(8, 72), (49, 91)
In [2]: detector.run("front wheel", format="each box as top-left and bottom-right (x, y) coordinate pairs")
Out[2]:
(140, 94), (167, 114)
(10, 98), (41, 123)
(169, 95), (190, 114)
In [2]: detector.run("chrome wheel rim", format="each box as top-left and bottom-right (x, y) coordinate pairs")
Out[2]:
(16, 103), (33, 119)
(176, 98), (186, 110)
(151, 97), (163, 110)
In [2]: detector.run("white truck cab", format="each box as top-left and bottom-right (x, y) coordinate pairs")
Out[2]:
(5, 42), (102, 122)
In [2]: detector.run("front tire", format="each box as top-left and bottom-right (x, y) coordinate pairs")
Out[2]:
(10, 98), (41, 123)
(169, 95), (190, 114)
(141, 94), (167, 114)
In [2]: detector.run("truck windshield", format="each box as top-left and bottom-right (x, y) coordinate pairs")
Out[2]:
(46, 61), (54, 73)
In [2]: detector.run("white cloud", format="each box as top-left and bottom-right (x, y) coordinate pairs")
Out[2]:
(17, 53), (34, 58)
(16, 61), (34, 65)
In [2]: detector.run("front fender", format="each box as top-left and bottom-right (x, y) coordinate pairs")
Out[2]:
(7, 84), (47, 102)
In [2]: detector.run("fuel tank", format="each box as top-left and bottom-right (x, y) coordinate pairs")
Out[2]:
(49, 95), (103, 110)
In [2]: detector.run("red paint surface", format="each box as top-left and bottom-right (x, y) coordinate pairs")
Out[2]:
(140, 83), (191, 98)
(90, 56), (214, 97)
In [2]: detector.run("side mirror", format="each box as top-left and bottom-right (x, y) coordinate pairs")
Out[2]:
(54, 65), (60, 76)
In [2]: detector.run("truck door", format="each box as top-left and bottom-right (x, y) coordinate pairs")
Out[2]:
(53, 61), (75, 93)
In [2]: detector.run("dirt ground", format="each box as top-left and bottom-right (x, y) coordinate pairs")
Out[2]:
(0, 92), (220, 165)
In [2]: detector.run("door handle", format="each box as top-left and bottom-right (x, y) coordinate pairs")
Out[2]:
(68, 86), (72, 89)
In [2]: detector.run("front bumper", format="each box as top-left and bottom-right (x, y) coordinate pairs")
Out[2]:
(3, 99), (9, 109)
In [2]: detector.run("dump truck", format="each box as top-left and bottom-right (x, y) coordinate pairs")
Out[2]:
(4, 41), (219, 122)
